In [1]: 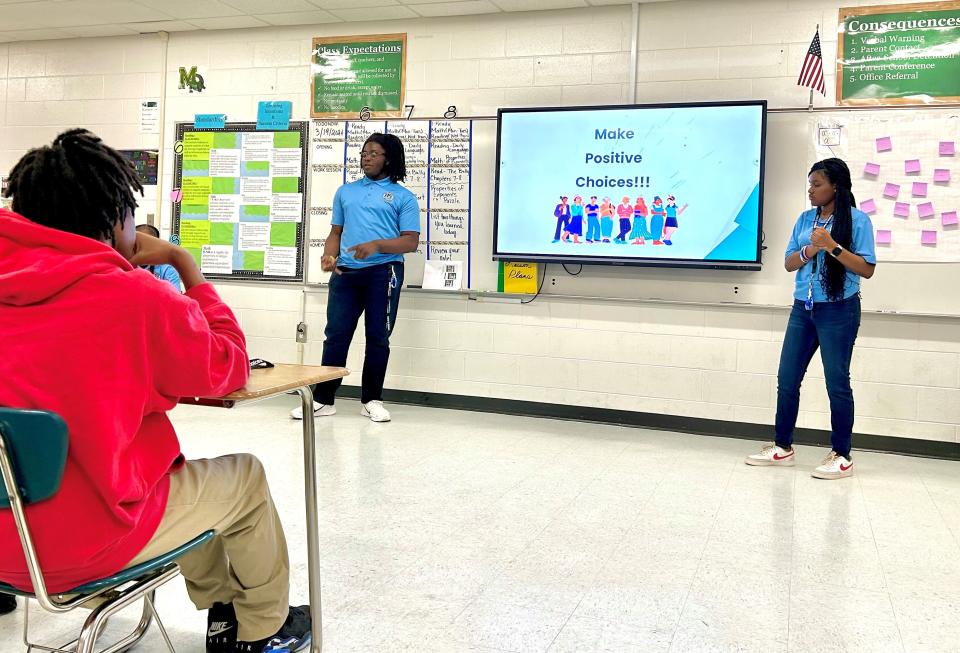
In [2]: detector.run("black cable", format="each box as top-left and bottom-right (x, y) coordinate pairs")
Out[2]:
(561, 262), (583, 276)
(520, 263), (547, 304)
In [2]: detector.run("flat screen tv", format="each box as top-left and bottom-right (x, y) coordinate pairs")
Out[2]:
(494, 101), (767, 270)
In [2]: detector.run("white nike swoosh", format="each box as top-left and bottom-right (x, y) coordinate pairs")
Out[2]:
(208, 624), (234, 637)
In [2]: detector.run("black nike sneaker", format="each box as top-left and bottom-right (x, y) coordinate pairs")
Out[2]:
(207, 602), (238, 653)
(234, 605), (311, 653)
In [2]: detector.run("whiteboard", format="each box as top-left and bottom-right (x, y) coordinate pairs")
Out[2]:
(307, 119), (482, 288)
(306, 110), (960, 316)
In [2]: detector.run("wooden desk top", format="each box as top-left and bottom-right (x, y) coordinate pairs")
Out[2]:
(180, 364), (348, 407)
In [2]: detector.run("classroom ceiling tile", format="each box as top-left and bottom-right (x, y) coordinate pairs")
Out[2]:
(492, 0), (587, 10)
(255, 10), (342, 25)
(0, 27), (77, 41)
(66, 24), (143, 38)
(223, 0), (318, 12)
(0, 0), (673, 41)
(407, 0), (500, 16)
(0, 1), (99, 30)
(309, 0), (400, 9)
(124, 20), (200, 33)
(327, 4), (417, 20)
(69, 0), (174, 23)
(133, 0), (245, 20)
(186, 15), (271, 30)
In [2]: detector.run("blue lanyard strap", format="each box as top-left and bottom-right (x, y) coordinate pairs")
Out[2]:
(806, 213), (833, 309)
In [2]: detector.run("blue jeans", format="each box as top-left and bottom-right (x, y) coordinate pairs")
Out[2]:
(586, 216), (600, 240)
(775, 295), (861, 457)
(313, 261), (403, 405)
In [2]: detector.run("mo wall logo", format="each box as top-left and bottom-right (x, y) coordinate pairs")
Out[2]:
(178, 66), (205, 93)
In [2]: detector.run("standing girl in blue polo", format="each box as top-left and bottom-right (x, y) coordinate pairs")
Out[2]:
(747, 158), (876, 479)
(291, 133), (420, 423)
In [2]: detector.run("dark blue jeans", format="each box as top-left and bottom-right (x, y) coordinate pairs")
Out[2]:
(313, 261), (403, 405)
(775, 295), (861, 458)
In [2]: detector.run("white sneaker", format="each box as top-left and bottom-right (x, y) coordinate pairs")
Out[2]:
(811, 451), (853, 479)
(289, 402), (337, 420)
(361, 400), (391, 422)
(745, 444), (796, 467)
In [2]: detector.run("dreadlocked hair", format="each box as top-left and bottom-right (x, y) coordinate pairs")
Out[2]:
(3, 128), (143, 244)
(809, 157), (855, 302)
(365, 133), (407, 183)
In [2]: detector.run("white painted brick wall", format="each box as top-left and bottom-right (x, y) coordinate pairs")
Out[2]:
(1, 0), (957, 444)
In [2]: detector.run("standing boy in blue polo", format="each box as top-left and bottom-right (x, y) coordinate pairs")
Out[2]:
(291, 133), (420, 423)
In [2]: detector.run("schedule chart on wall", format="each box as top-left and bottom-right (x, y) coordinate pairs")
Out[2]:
(173, 122), (309, 282)
(308, 119), (473, 287)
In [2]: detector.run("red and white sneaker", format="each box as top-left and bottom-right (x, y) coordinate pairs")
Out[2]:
(745, 444), (796, 467)
(811, 451), (853, 479)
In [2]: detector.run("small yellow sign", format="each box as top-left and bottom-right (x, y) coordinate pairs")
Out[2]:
(501, 262), (538, 294)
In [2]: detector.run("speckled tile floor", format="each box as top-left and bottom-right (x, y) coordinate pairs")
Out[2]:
(2, 398), (957, 652)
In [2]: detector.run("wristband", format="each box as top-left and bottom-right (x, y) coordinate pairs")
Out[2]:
(799, 246), (809, 263)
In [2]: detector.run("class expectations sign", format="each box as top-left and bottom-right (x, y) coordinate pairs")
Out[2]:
(310, 33), (407, 119)
(837, 2), (960, 105)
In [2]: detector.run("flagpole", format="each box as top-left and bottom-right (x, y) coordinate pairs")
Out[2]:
(807, 24), (818, 111)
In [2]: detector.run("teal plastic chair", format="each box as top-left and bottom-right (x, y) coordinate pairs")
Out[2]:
(0, 408), (215, 653)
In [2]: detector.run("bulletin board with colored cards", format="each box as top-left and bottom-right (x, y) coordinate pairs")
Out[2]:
(172, 122), (309, 282)
(812, 110), (959, 263)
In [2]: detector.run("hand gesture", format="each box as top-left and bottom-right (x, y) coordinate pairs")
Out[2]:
(128, 231), (184, 267)
(321, 255), (337, 272)
(810, 227), (835, 251)
(347, 241), (380, 260)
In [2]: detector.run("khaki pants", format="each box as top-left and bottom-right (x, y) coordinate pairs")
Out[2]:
(127, 454), (289, 642)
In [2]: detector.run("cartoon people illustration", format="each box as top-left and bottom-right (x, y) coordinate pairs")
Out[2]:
(552, 196), (570, 243)
(585, 195), (600, 243)
(564, 195), (584, 243)
(615, 196), (633, 243)
(649, 195), (666, 245)
(630, 196), (651, 244)
(662, 195), (688, 246)
(599, 197), (615, 243)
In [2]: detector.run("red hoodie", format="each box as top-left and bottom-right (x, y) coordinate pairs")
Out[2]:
(0, 209), (249, 593)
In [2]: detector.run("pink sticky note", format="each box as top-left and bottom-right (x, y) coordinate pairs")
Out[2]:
(883, 183), (900, 199)
(894, 202), (910, 217)
(170, 188), (183, 203)
(940, 141), (955, 156)
(912, 182), (928, 197)
(876, 136), (893, 152)
(921, 230), (937, 245)
(942, 211), (959, 226)
(905, 159), (921, 174)
(875, 229), (892, 244)
(934, 168), (951, 183)
(918, 201), (935, 218)
(860, 198), (877, 214)
(864, 162), (880, 176)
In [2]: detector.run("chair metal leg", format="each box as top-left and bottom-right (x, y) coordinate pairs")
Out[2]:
(144, 593), (176, 653)
(75, 567), (179, 653)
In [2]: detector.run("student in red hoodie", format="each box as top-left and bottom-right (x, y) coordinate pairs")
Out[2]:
(0, 129), (310, 653)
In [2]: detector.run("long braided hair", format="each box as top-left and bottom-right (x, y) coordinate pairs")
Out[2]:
(2, 129), (143, 245)
(809, 158), (855, 302)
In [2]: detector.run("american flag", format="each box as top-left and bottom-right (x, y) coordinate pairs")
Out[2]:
(797, 30), (826, 95)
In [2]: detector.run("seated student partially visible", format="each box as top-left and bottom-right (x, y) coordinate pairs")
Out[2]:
(135, 223), (182, 291)
(0, 129), (312, 653)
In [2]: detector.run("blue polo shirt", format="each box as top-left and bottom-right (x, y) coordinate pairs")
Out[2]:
(332, 176), (421, 269)
(786, 207), (876, 303)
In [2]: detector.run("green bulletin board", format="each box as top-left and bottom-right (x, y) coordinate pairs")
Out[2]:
(310, 33), (407, 119)
(173, 122), (308, 283)
(838, 2), (960, 105)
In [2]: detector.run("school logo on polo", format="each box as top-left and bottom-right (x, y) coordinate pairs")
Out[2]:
(383, 192), (394, 203)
